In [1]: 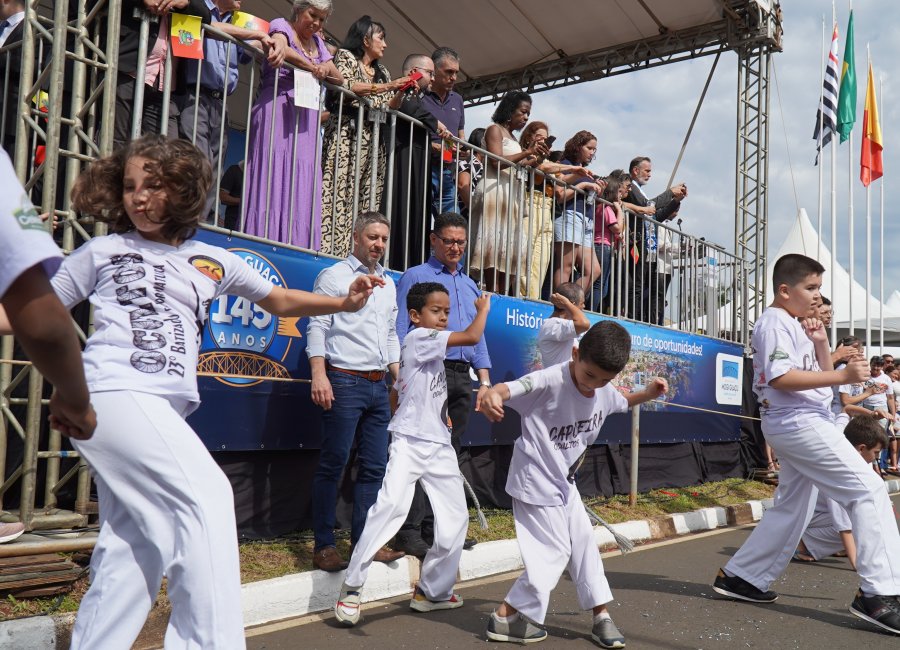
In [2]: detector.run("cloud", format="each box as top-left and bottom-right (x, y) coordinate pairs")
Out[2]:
(465, 1), (899, 303)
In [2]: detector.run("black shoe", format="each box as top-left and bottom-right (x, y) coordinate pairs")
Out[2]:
(712, 569), (778, 603)
(850, 590), (900, 634)
(463, 538), (477, 550)
(392, 533), (431, 558)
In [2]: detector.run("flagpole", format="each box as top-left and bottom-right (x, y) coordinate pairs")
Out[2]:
(847, 2), (855, 338)
(864, 47), (872, 352)
(830, 4), (838, 348)
(879, 72), (884, 354)
(817, 15), (825, 262)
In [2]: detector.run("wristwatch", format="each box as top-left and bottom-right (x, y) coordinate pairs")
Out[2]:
(479, 380), (492, 389)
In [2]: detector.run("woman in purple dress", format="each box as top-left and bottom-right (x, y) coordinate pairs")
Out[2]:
(244, 0), (343, 248)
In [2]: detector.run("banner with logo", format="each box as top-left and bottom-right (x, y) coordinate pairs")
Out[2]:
(188, 231), (745, 450)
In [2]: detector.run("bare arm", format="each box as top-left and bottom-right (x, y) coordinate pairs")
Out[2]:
(549, 293), (590, 335)
(626, 377), (669, 407)
(840, 530), (857, 570)
(447, 293), (490, 348)
(257, 275), (382, 317)
(1, 266), (95, 439)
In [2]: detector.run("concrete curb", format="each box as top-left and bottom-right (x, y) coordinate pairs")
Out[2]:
(0, 491), (873, 647)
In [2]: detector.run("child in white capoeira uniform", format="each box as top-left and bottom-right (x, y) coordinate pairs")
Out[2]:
(537, 282), (591, 368)
(793, 415), (886, 567)
(713, 253), (900, 636)
(0, 135), (380, 649)
(480, 320), (668, 648)
(334, 282), (490, 626)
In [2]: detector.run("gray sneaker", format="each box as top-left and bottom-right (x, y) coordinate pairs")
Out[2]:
(591, 617), (625, 648)
(486, 612), (547, 643)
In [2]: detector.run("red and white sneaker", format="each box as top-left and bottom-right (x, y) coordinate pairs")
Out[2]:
(409, 584), (464, 612)
(334, 583), (362, 626)
(0, 522), (24, 544)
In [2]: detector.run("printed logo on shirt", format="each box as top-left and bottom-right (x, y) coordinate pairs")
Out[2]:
(428, 329), (440, 339)
(548, 411), (602, 451)
(715, 353), (743, 406)
(190, 255), (225, 284)
(516, 376), (535, 394)
(13, 196), (44, 232)
(769, 348), (789, 362)
(201, 249), (296, 387)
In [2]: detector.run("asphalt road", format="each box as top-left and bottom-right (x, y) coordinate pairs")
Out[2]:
(246, 495), (900, 649)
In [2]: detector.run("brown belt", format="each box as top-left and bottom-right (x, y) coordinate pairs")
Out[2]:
(326, 363), (386, 382)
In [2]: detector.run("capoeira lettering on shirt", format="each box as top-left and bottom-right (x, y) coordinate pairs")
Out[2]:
(111, 253), (187, 377)
(549, 411), (602, 450)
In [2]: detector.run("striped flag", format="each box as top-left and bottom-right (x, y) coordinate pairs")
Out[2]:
(836, 11), (857, 143)
(813, 23), (839, 161)
(860, 61), (883, 187)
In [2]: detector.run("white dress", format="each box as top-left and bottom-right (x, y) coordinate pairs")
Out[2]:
(470, 136), (528, 278)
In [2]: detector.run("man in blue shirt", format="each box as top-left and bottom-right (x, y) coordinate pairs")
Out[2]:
(176, 0), (273, 219)
(421, 47), (465, 218)
(393, 211), (492, 556)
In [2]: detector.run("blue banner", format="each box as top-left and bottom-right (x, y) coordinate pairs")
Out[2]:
(188, 231), (745, 450)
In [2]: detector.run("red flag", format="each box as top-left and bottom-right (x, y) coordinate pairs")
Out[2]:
(860, 62), (883, 187)
(630, 243), (639, 264)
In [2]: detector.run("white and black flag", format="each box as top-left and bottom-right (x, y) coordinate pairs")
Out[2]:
(813, 23), (840, 163)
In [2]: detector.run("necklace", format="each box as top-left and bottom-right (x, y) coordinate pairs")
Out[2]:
(299, 37), (318, 60)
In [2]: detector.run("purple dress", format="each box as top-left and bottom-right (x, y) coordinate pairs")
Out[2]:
(244, 21), (330, 248)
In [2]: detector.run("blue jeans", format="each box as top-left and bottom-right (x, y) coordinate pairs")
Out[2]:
(312, 370), (390, 549)
(590, 243), (613, 311)
(431, 165), (459, 216)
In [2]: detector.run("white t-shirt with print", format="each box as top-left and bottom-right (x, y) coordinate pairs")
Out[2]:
(752, 306), (833, 432)
(538, 317), (578, 368)
(837, 379), (865, 415)
(50, 232), (273, 408)
(389, 327), (454, 445)
(505, 363), (629, 506)
(862, 373), (892, 412)
(0, 152), (62, 298)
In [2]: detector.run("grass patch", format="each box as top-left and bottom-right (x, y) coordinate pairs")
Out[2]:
(0, 478), (776, 621)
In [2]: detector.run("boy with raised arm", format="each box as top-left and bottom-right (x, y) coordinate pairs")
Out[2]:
(713, 253), (900, 636)
(538, 282), (591, 368)
(480, 320), (668, 648)
(334, 282), (491, 627)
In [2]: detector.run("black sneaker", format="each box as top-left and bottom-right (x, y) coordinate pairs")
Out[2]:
(392, 533), (431, 558)
(850, 590), (900, 634)
(712, 569), (778, 603)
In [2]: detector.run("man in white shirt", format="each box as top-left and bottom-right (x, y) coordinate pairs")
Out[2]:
(306, 212), (405, 571)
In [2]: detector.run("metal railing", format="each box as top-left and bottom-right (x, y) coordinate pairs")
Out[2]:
(0, 6), (747, 534)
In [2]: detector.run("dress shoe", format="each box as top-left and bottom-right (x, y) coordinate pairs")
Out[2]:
(372, 547), (406, 563)
(392, 533), (431, 558)
(313, 546), (349, 572)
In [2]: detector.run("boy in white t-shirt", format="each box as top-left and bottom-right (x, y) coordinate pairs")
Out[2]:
(713, 253), (900, 636)
(480, 320), (668, 648)
(334, 282), (490, 627)
(538, 282), (591, 368)
(794, 415), (887, 567)
(862, 356), (897, 469)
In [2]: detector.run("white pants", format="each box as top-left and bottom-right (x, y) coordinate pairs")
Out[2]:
(505, 489), (613, 625)
(344, 434), (467, 600)
(70, 391), (245, 650)
(802, 524), (846, 560)
(725, 420), (900, 595)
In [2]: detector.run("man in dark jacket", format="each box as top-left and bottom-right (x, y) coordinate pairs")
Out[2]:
(114, 0), (211, 146)
(625, 155), (687, 324)
(0, 0), (27, 158)
(383, 53), (451, 271)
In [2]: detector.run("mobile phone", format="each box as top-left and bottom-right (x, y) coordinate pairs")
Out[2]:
(545, 135), (556, 147)
(400, 70), (424, 92)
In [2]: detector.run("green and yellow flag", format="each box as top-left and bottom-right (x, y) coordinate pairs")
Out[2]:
(836, 10), (857, 142)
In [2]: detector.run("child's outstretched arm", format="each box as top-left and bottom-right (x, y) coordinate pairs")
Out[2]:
(258, 274), (384, 317)
(549, 292), (591, 334)
(1, 266), (96, 440)
(626, 377), (669, 407)
(448, 293), (491, 347)
(478, 382), (511, 422)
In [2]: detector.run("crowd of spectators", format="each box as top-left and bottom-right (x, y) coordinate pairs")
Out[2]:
(2, 0), (697, 326)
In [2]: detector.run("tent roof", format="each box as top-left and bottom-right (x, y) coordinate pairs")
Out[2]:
(242, 0), (780, 104)
(768, 209), (900, 332)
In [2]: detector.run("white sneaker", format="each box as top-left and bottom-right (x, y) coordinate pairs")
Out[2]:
(334, 583), (362, 626)
(0, 522), (24, 544)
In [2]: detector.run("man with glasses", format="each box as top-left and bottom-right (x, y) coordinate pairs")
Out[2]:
(422, 47), (465, 217)
(384, 53), (451, 269)
(392, 212), (492, 557)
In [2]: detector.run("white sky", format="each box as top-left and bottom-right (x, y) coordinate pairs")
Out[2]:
(465, 0), (899, 304)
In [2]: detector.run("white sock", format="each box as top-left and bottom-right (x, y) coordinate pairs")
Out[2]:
(593, 611), (612, 623)
(494, 611), (517, 623)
